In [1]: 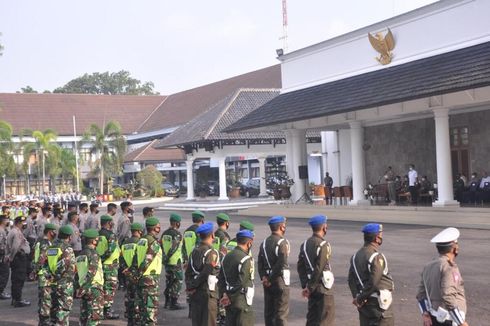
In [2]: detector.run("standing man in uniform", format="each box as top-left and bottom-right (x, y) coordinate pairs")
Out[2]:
(185, 222), (220, 326)
(408, 164), (419, 204)
(161, 213), (184, 310)
(219, 230), (255, 326)
(78, 203), (89, 232)
(384, 167), (396, 205)
(226, 220), (255, 252)
(348, 223), (394, 326)
(120, 222), (144, 325)
(34, 223), (57, 325)
(45, 225), (76, 325)
(297, 215), (335, 326)
(0, 215), (11, 300)
(136, 217), (163, 326)
(258, 216), (290, 326)
(416, 227), (469, 326)
(68, 211), (82, 256)
(77, 229), (105, 326)
(6, 215), (31, 307)
(97, 215), (120, 320)
(214, 213), (231, 253)
(85, 203), (100, 230)
(117, 201), (133, 289)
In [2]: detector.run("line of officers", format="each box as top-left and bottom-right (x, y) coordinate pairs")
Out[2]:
(0, 205), (470, 326)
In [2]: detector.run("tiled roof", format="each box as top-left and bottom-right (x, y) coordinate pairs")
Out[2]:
(124, 140), (185, 163)
(137, 65), (281, 133)
(156, 89), (283, 148)
(226, 41), (490, 132)
(0, 93), (166, 136)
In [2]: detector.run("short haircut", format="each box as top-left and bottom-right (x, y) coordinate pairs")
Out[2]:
(53, 208), (62, 217)
(217, 220), (226, 226)
(364, 233), (377, 243)
(67, 211), (78, 222)
(107, 203), (117, 211)
(1, 206), (8, 213)
(311, 224), (324, 232)
(269, 223), (282, 232)
(58, 232), (70, 240)
(89, 203), (98, 211)
(79, 203), (88, 210)
(199, 232), (212, 240)
(120, 201), (131, 211)
(192, 216), (204, 223)
(0, 215), (7, 225)
(142, 207), (153, 217)
(436, 244), (453, 254)
(44, 227), (53, 235)
(237, 237), (251, 245)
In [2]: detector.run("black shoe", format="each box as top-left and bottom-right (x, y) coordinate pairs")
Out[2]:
(104, 308), (120, 320)
(164, 295), (170, 309)
(0, 292), (11, 300)
(169, 298), (184, 310)
(13, 300), (31, 307)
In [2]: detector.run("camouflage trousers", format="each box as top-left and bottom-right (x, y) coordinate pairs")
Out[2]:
(51, 281), (74, 326)
(137, 275), (161, 326)
(164, 265), (183, 299)
(103, 265), (118, 309)
(124, 278), (140, 325)
(80, 286), (104, 326)
(38, 284), (53, 326)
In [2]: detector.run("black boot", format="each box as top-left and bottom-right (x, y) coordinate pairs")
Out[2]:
(164, 294), (170, 309)
(104, 307), (120, 320)
(170, 297), (184, 310)
(13, 299), (30, 307)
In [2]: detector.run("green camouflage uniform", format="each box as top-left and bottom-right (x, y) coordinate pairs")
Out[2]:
(98, 228), (120, 312)
(45, 239), (76, 326)
(137, 233), (162, 326)
(121, 236), (141, 325)
(34, 238), (53, 326)
(161, 227), (183, 305)
(78, 247), (104, 326)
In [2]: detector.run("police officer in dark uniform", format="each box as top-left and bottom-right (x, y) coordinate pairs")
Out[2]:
(219, 230), (255, 326)
(185, 222), (220, 326)
(6, 215), (31, 307)
(297, 215), (335, 326)
(258, 216), (290, 326)
(348, 223), (394, 326)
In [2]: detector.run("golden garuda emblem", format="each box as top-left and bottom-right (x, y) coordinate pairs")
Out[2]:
(368, 28), (395, 65)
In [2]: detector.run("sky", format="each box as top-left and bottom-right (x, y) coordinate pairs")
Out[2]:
(0, 0), (437, 95)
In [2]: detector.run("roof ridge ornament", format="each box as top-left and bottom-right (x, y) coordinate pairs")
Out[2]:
(368, 28), (395, 65)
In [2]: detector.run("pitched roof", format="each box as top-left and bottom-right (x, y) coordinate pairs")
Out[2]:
(124, 140), (185, 163)
(226, 41), (490, 132)
(137, 65), (281, 133)
(156, 89), (283, 148)
(0, 93), (166, 136)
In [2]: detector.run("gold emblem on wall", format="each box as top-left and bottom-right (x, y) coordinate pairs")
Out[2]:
(368, 28), (395, 65)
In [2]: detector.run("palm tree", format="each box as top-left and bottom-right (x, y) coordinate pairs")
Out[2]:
(23, 129), (59, 195)
(83, 121), (126, 194)
(59, 147), (77, 191)
(0, 120), (15, 196)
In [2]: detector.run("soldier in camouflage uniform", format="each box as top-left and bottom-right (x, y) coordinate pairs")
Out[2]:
(34, 223), (57, 325)
(161, 213), (184, 310)
(213, 213), (231, 324)
(136, 217), (163, 326)
(44, 225), (76, 325)
(185, 222), (221, 326)
(226, 220), (255, 252)
(218, 230), (255, 326)
(121, 222), (143, 325)
(96, 215), (120, 320)
(77, 229), (105, 326)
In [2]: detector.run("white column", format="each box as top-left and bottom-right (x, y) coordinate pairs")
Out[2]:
(325, 130), (341, 187)
(286, 129), (307, 202)
(320, 131), (328, 182)
(433, 108), (459, 207)
(258, 157), (267, 197)
(218, 157), (229, 201)
(349, 121), (369, 206)
(186, 158), (195, 201)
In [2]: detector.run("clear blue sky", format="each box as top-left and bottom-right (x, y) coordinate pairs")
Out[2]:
(0, 0), (436, 95)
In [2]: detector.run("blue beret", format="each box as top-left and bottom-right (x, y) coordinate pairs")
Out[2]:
(309, 215), (327, 226)
(268, 216), (285, 225)
(362, 223), (383, 234)
(236, 230), (254, 239)
(196, 222), (214, 235)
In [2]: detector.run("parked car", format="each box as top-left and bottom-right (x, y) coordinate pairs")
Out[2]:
(241, 178), (261, 198)
(162, 182), (180, 197)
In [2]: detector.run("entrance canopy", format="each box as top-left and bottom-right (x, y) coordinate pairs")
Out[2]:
(226, 41), (490, 133)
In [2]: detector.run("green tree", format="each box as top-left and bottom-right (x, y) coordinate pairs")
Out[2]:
(23, 129), (59, 194)
(59, 147), (77, 191)
(83, 121), (126, 194)
(53, 70), (159, 95)
(18, 85), (38, 93)
(0, 121), (16, 190)
(136, 165), (163, 196)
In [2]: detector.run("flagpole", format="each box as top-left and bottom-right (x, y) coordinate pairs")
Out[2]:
(73, 116), (80, 193)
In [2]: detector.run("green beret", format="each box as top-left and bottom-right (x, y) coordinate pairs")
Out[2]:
(146, 217), (160, 228)
(59, 225), (73, 236)
(216, 213), (230, 222)
(191, 210), (205, 219)
(44, 223), (57, 231)
(170, 213), (182, 223)
(130, 223), (143, 231)
(82, 229), (99, 239)
(100, 215), (113, 223)
(239, 220), (254, 231)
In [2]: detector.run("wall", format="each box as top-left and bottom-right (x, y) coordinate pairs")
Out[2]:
(364, 118), (437, 184)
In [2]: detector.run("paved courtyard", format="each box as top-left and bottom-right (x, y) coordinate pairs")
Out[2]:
(0, 206), (488, 325)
